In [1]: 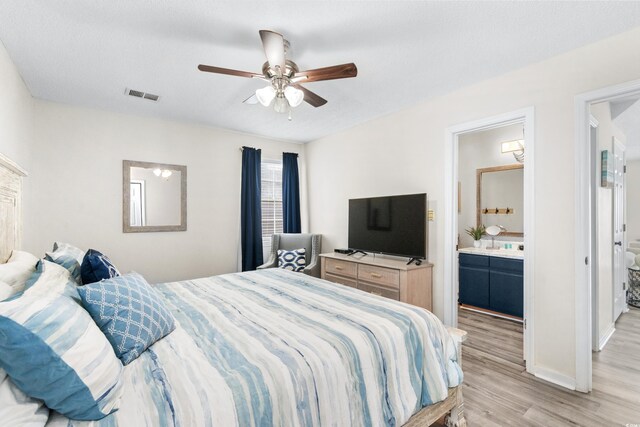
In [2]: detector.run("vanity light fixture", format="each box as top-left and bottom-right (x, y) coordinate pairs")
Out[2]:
(501, 139), (525, 163)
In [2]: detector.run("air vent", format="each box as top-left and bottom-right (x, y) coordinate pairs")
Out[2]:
(125, 88), (160, 102)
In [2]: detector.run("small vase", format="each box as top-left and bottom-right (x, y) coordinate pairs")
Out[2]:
(473, 240), (481, 248)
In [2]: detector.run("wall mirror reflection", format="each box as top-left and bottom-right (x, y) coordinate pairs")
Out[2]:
(123, 160), (187, 232)
(476, 164), (524, 237)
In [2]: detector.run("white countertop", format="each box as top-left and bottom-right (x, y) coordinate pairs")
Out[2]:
(458, 247), (524, 259)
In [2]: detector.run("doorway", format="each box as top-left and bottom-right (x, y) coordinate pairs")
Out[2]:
(444, 107), (535, 374)
(575, 78), (640, 392)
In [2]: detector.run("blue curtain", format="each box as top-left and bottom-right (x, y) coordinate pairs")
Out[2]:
(282, 152), (301, 233)
(241, 147), (263, 271)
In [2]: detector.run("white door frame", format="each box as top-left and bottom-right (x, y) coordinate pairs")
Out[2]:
(444, 107), (535, 373)
(574, 78), (640, 393)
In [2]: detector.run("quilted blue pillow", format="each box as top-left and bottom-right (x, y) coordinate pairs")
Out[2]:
(0, 295), (123, 420)
(80, 249), (120, 285)
(277, 248), (306, 272)
(77, 273), (176, 365)
(45, 242), (84, 284)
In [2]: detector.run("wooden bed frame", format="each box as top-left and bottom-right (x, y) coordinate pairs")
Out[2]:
(0, 151), (466, 426)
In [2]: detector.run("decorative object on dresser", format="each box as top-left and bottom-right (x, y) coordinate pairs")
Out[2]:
(258, 233), (322, 277)
(459, 252), (523, 319)
(320, 253), (433, 311)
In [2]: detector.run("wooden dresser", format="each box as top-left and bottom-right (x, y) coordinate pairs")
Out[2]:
(320, 253), (433, 311)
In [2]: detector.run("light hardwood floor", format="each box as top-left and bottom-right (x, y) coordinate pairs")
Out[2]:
(433, 308), (640, 426)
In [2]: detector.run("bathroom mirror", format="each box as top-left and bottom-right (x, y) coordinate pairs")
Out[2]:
(123, 160), (187, 232)
(476, 164), (523, 237)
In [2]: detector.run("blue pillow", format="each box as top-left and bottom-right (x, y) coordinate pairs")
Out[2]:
(80, 249), (120, 285)
(0, 295), (123, 420)
(277, 248), (307, 272)
(45, 242), (84, 284)
(78, 273), (176, 365)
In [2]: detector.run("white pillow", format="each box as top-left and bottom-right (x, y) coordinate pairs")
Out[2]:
(0, 369), (49, 427)
(0, 281), (13, 301)
(23, 259), (78, 300)
(0, 251), (38, 294)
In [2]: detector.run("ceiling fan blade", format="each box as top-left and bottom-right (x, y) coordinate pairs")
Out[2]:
(198, 64), (262, 79)
(259, 30), (286, 71)
(292, 84), (327, 107)
(243, 94), (258, 105)
(294, 63), (357, 83)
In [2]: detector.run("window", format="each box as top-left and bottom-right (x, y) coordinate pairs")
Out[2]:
(261, 159), (283, 257)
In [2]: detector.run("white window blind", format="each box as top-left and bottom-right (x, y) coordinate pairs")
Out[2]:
(261, 159), (283, 258)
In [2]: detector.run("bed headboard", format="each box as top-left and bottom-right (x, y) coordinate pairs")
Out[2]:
(0, 152), (27, 263)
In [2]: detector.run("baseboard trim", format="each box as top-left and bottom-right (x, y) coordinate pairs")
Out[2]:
(598, 324), (616, 351)
(533, 367), (576, 391)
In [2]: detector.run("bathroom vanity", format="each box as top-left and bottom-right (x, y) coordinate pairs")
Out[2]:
(458, 247), (523, 319)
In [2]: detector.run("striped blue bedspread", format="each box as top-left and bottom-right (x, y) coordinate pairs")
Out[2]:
(47, 269), (462, 427)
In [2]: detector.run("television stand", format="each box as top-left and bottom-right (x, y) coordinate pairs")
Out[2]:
(320, 253), (433, 311)
(406, 257), (423, 266)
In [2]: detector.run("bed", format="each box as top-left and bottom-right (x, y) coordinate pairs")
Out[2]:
(0, 153), (467, 427)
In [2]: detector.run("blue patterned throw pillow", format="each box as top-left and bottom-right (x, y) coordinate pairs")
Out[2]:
(0, 295), (123, 420)
(77, 273), (176, 365)
(80, 249), (120, 285)
(277, 248), (306, 272)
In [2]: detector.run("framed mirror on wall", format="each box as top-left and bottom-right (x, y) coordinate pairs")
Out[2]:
(476, 163), (524, 237)
(122, 160), (187, 233)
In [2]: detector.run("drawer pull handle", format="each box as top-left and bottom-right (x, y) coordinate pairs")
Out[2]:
(370, 272), (382, 279)
(335, 265), (344, 270)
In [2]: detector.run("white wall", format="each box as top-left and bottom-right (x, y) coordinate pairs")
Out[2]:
(627, 159), (640, 244)
(23, 101), (305, 283)
(0, 41), (33, 170)
(306, 27), (640, 383)
(458, 124), (524, 248)
(591, 102), (627, 344)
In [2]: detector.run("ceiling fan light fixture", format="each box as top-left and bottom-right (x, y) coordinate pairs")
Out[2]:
(255, 85), (276, 106)
(274, 95), (289, 113)
(284, 86), (304, 108)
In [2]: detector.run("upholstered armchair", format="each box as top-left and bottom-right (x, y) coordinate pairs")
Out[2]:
(257, 233), (322, 278)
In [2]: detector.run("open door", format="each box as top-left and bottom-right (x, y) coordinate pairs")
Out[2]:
(613, 137), (627, 321)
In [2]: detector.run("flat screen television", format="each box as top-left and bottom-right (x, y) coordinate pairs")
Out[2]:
(348, 193), (427, 259)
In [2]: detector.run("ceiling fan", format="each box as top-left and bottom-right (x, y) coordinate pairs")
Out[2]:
(198, 30), (357, 119)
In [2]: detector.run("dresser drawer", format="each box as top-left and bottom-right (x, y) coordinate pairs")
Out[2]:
(324, 273), (358, 289)
(358, 282), (400, 301)
(325, 258), (357, 278)
(357, 264), (400, 289)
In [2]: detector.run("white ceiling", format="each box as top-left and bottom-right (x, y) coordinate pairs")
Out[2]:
(1, 1), (640, 143)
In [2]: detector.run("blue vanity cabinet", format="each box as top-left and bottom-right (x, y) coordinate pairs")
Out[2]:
(458, 254), (490, 309)
(459, 253), (523, 318)
(489, 257), (524, 318)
